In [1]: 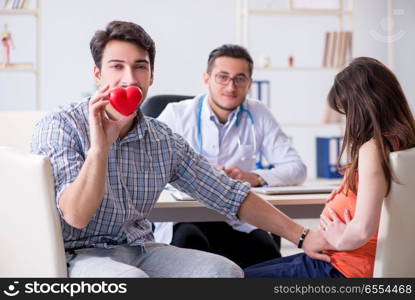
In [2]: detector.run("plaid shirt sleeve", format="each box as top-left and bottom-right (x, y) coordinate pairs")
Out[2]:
(169, 132), (250, 221)
(30, 113), (85, 216)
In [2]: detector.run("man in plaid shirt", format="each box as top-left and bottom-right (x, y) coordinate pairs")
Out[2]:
(31, 20), (329, 278)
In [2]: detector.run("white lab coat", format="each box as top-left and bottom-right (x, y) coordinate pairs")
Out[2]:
(153, 94), (307, 243)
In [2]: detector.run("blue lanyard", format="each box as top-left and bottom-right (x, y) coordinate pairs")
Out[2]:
(197, 95), (255, 154)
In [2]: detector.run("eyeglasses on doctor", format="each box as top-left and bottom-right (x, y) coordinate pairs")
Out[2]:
(214, 73), (250, 88)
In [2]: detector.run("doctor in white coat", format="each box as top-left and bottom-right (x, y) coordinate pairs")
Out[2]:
(155, 44), (307, 268)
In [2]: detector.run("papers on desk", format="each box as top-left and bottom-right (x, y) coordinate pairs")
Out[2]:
(252, 180), (342, 195)
(170, 190), (193, 201)
(164, 184), (193, 201)
(165, 180), (342, 200)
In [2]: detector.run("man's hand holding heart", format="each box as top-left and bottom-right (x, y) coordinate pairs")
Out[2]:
(105, 85), (144, 120)
(88, 85), (142, 153)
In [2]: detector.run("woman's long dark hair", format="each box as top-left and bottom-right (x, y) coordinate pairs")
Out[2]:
(328, 57), (415, 195)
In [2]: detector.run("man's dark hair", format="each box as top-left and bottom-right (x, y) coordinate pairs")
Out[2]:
(206, 44), (253, 76)
(90, 20), (156, 70)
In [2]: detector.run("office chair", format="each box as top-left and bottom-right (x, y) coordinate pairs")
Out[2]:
(0, 147), (67, 277)
(141, 94), (193, 118)
(373, 147), (415, 277)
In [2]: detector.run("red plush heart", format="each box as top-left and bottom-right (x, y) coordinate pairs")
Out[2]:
(108, 86), (143, 116)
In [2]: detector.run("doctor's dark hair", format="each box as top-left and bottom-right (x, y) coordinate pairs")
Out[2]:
(328, 56), (415, 195)
(90, 20), (156, 71)
(206, 44), (253, 76)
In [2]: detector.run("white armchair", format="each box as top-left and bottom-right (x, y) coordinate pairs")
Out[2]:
(0, 147), (67, 277)
(374, 147), (415, 277)
(0, 111), (47, 153)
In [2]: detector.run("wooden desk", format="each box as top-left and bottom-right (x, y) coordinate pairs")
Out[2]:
(149, 190), (329, 222)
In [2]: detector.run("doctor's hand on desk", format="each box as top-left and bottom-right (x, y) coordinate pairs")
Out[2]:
(215, 165), (266, 187)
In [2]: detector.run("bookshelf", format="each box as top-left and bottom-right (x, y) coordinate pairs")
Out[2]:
(0, 0), (41, 109)
(236, 0), (353, 123)
(0, 62), (35, 71)
(0, 8), (36, 15)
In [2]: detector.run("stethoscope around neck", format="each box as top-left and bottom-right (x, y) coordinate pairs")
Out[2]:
(196, 95), (257, 161)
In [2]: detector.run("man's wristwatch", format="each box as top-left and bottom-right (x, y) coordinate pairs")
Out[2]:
(297, 227), (310, 249)
(256, 174), (267, 186)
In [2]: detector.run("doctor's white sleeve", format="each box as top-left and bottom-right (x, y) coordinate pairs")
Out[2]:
(252, 108), (307, 186)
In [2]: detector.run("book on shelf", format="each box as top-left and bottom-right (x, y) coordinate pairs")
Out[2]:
(337, 31), (346, 67)
(18, 0), (26, 9)
(4, 0), (13, 9)
(3, 0), (27, 9)
(322, 31), (353, 69)
(330, 31), (338, 67)
(323, 31), (336, 68)
(334, 31), (347, 67)
(345, 31), (353, 64)
(322, 32), (329, 67)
